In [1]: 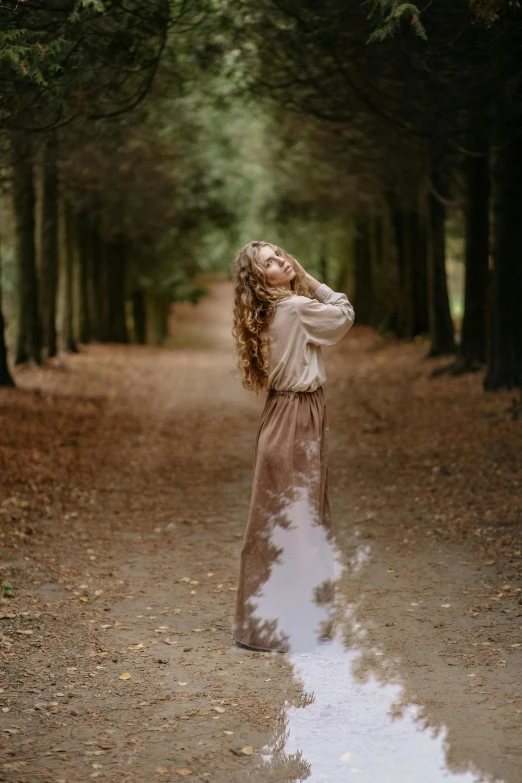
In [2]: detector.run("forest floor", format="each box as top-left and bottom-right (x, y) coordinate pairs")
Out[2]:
(1, 276), (522, 783)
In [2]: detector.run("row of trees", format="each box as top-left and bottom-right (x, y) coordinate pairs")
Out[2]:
(0, 0), (229, 387)
(1, 1), (521, 394)
(218, 0), (522, 391)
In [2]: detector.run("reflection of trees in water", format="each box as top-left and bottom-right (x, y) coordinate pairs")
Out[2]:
(235, 426), (336, 652)
(240, 602), (292, 653)
(330, 530), (515, 783)
(248, 688), (316, 783)
(238, 490), (515, 781)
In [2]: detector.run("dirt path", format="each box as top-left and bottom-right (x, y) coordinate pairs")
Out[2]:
(1, 277), (522, 783)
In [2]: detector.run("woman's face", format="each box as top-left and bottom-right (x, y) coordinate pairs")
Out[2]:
(258, 244), (296, 289)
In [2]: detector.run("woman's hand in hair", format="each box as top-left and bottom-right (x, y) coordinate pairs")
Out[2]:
(293, 258), (322, 294)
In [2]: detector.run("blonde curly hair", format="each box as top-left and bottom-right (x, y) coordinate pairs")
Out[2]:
(231, 240), (311, 393)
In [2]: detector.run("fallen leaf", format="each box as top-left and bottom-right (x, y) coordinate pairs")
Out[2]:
(175, 770), (192, 776)
(223, 730), (234, 735)
(118, 673), (131, 681)
(155, 767), (169, 775)
(240, 746), (254, 756)
(214, 706), (225, 713)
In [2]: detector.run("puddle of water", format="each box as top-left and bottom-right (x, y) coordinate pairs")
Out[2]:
(232, 419), (507, 783)
(249, 635), (498, 783)
(237, 533), (506, 783)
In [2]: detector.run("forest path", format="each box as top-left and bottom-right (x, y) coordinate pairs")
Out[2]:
(1, 277), (522, 783)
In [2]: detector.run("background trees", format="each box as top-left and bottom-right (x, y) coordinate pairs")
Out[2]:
(1, 0), (521, 396)
(218, 0), (522, 391)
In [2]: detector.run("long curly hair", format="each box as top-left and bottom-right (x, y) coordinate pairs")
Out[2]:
(231, 240), (311, 393)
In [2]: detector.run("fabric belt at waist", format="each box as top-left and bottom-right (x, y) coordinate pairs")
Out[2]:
(268, 386), (323, 396)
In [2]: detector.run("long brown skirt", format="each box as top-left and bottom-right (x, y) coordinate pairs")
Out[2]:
(233, 386), (336, 653)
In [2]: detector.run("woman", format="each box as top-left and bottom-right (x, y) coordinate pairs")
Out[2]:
(231, 241), (355, 653)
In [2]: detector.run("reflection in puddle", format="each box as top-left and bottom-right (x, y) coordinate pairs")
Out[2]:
(234, 408), (341, 653)
(232, 395), (506, 782)
(251, 636), (499, 783)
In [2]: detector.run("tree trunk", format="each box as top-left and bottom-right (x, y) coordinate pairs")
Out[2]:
(40, 131), (59, 358)
(89, 221), (103, 341)
(484, 133), (522, 391)
(319, 241), (328, 286)
(0, 237), (15, 387)
(131, 290), (147, 344)
(411, 211), (429, 336)
(105, 239), (128, 343)
(390, 208), (414, 338)
(370, 214), (387, 327)
(460, 152), (490, 365)
(12, 132), (42, 365)
(335, 217), (354, 292)
(427, 163), (455, 356)
(151, 292), (170, 345)
(77, 212), (92, 344)
(352, 217), (374, 325)
(62, 201), (79, 353)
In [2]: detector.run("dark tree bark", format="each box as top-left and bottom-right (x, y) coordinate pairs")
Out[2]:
(335, 217), (354, 292)
(151, 292), (170, 345)
(62, 201), (79, 353)
(131, 289), (147, 344)
(105, 239), (128, 343)
(386, 204), (428, 338)
(12, 132), (42, 365)
(319, 242), (328, 286)
(0, 239), (15, 387)
(372, 214), (384, 269)
(89, 220), (103, 341)
(370, 214), (386, 327)
(427, 162), (456, 356)
(335, 250), (351, 293)
(390, 207), (414, 338)
(40, 131), (59, 358)
(484, 132), (522, 391)
(352, 217), (374, 325)
(460, 151), (490, 365)
(77, 211), (92, 344)
(411, 211), (429, 337)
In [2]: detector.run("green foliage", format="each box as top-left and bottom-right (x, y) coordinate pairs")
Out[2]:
(160, 271), (208, 305)
(0, 580), (14, 598)
(367, 1), (427, 41)
(469, 0), (521, 26)
(0, 0), (174, 129)
(0, 29), (67, 89)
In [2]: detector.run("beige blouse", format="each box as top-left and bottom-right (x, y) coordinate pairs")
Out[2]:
(267, 283), (355, 392)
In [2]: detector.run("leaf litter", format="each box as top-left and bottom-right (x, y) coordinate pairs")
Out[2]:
(1, 280), (521, 781)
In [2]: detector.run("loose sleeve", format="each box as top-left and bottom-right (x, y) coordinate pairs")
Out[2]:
(294, 284), (355, 346)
